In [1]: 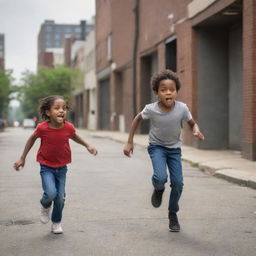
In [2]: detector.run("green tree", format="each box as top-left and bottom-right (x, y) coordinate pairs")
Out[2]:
(0, 70), (12, 118)
(19, 66), (78, 118)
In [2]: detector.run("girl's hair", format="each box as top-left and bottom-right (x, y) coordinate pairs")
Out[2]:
(151, 69), (181, 92)
(39, 95), (69, 121)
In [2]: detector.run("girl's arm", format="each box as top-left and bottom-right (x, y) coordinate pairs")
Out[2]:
(14, 134), (37, 171)
(123, 113), (143, 157)
(187, 119), (205, 141)
(72, 133), (97, 155)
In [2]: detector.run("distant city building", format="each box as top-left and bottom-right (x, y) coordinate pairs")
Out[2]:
(37, 20), (93, 68)
(0, 34), (5, 70)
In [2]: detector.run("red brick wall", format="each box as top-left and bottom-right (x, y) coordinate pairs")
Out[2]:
(95, 0), (112, 72)
(242, 0), (256, 160)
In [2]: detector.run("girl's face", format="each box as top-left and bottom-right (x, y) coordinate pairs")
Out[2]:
(46, 98), (67, 127)
(156, 79), (178, 111)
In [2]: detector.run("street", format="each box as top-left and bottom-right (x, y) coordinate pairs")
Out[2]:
(0, 128), (256, 256)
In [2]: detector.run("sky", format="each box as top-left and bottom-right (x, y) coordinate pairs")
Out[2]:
(0, 0), (95, 83)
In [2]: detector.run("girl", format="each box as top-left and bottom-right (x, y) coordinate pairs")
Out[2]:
(14, 95), (97, 234)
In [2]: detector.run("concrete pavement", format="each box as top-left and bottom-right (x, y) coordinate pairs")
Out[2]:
(83, 129), (256, 190)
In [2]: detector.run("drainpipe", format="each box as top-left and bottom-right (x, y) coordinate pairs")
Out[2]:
(132, 0), (140, 117)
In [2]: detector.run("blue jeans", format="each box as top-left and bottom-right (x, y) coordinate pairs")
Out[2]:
(147, 145), (183, 213)
(40, 164), (67, 223)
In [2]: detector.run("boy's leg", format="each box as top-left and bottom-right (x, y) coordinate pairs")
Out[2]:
(166, 148), (183, 231)
(51, 166), (67, 223)
(166, 148), (183, 213)
(147, 145), (168, 207)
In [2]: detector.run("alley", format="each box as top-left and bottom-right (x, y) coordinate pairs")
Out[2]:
(0, 128), (255, 256)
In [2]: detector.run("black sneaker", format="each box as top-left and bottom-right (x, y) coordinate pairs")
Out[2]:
(151, 189), (164, 208)
(169, 212), (180, 232)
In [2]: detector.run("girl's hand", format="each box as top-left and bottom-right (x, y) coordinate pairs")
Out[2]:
(193, 131), (205, 141)
(123, 143), (133, 157)
(87, 146), (98, 155)
(13, 159), (25, 171)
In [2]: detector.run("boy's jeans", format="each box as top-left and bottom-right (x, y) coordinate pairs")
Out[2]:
(40, 164), (67, 223)
(147, 145), (183, 213)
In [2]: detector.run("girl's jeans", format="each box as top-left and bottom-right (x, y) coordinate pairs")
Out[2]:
(147, 145), (183, 213)
(40, 164), (67, 223)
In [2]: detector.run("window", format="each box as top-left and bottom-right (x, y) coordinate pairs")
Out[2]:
(45, 41), (52, 47)
(55, 34), (61, 40)
(45, 26), (52, 32)
(55, 41), (60, 47)
(75, 27), (81, 33)
(65, 27), (72, 33)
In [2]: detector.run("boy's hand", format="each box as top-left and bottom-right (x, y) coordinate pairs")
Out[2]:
(13, 159), (25, 171)
(87, 146), (98, 155)
(193, 131), (205, 141)
(123, 143), (133, 157)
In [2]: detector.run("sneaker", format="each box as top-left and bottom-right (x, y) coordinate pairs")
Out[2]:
(51, 222), (63, 234)
(169, 211), (180, 232)
(40, 206), (51, 224)
(151, 188), (165, 208)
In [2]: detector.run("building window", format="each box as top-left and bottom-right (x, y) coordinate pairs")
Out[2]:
(45, 41), (52, 47)
(55, 41), (60, 47)
(75, 27), (81, 33)
(65, 27), (72, 33)
(55, 34), (61, 40)
(55, 26), (62, 32)
(46, 26), (52, 32)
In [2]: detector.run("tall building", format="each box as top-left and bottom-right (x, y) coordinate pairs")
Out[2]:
(37, 20), (93, 68)
(0, 34), (5, 70)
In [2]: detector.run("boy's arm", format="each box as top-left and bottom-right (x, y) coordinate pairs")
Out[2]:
(187, 119), (205, 141)
(14, 134), (37, 171)
(123, 113), (143, 157)
(72, 133), (97, 155)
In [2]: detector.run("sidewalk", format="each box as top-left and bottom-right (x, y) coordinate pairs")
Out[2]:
(83, 129), (256, 190)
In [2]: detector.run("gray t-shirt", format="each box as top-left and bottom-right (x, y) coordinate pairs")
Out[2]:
(141, 101), (192, 148)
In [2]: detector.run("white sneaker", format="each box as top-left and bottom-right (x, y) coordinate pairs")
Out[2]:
(51, 222), (63, 234)
(40, 206), (51, 224)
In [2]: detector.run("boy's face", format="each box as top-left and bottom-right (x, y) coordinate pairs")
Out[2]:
(155, 79), (178, 109)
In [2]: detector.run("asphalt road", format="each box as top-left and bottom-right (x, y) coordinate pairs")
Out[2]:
(0, 127), (255, 256)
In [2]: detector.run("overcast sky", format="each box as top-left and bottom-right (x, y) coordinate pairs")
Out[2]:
(0, 0), (95, 83)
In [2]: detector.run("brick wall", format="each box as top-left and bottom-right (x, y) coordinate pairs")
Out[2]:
(242, 0), (256, 160)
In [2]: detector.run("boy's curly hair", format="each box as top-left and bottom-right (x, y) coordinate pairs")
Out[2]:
(151, 69), (181, 92)
(39, 95), (69, 121)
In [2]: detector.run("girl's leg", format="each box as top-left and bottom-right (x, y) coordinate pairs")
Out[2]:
(40, 165), (57, 208)
(147, 145), (168, 190)
(166, 148), (183, 213)
(51, 166), (67, 223)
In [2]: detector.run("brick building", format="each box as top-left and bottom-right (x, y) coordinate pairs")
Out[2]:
(37, 20), (93, 68)
(0, 34), (5, 70)
(95, 0), (256, 161)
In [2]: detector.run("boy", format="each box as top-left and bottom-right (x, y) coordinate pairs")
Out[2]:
(123, 69), (204, 232)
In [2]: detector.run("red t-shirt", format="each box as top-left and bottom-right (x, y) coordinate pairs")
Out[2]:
(34, 121), (76, 168)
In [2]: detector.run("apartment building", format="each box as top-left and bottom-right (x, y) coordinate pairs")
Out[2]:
(95, 0), (256, 161)
(37, 20), (93, 68)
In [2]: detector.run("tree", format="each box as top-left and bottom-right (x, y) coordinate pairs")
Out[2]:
(0, 70), (12, 118)
(19, 66), (78, 119)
